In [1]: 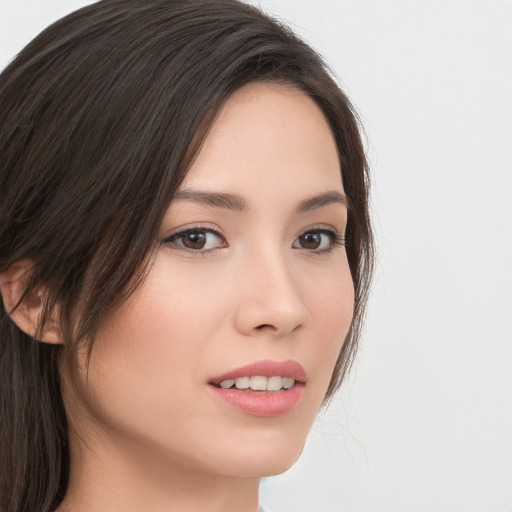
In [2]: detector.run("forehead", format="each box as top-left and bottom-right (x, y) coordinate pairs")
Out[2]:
(180, 82), (343, 200)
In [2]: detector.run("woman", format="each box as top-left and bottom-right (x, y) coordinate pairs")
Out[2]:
(0, 1), (373, 511)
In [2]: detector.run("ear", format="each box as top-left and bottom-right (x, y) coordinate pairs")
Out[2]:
(0, 260), (63, 344)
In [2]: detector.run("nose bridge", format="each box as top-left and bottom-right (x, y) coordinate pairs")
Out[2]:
(233, 241), (309, 337)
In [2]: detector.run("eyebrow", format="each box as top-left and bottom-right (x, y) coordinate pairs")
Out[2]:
(296, 191), (349, 213)
(173, 189), (247, 210)
(173, 189), (349, 213)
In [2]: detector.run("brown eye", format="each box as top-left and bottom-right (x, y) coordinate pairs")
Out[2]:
(298, 232), (322, 249)
(166, 228), (227, 253)
(182, 231), (207, 249)
(292, 229), (340, 252)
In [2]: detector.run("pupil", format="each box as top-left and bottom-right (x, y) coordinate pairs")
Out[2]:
(300, 232), (321, 249)
(184, 231), (206, 249)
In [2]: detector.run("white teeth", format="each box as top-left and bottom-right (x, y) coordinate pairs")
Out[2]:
(283, 377), (295, 389)
(250, 376), (267, 390)
(266, 376), (283, 391)
(235, 377), (250, 389)
(219, 376), (296, 391)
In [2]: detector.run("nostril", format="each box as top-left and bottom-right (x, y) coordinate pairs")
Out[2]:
(255, 324), (276, 331)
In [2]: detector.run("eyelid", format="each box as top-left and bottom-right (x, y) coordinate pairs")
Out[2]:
(296, 223), (344, 239)
(164, 223), (224, 238)
(297, 223), (340, 234)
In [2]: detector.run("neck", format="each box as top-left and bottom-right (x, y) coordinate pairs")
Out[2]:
(57, 425), (260, 512)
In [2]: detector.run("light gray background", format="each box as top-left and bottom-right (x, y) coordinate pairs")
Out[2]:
(1, 1), (511, 511)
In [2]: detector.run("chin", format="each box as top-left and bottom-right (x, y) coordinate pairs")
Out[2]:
(256, 453), (302, 478)
(210, 435), (306, 478)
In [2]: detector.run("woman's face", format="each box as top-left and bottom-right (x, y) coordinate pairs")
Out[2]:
(70, 83), (354, 478)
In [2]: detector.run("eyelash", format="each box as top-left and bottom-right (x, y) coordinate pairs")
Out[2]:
(164, 225), (345, 256)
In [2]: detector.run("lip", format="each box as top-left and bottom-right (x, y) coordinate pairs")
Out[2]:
(207, 360), (306, 417)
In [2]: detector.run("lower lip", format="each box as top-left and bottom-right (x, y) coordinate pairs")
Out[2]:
(207, 383), (304, 417)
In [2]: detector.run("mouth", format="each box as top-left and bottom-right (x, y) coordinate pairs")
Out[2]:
(212, 375), (296, 392)
(207, 360), (306, 417)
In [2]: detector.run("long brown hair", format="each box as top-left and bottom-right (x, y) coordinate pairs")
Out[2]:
(0, 1), (374, 510)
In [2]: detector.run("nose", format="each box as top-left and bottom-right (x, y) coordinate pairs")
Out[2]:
(232, 251), (310, 339)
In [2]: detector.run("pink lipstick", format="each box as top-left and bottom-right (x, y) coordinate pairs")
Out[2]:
(207, 360), (306, 417)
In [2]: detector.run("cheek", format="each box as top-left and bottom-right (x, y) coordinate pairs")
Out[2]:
(303, 263), (354, 386)
(122, 259), (225, 351)
(304, 253), (354, 328)
(81, 257), (228, 407)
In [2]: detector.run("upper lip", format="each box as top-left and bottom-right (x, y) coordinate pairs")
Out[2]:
(209, 359), (306, 385)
